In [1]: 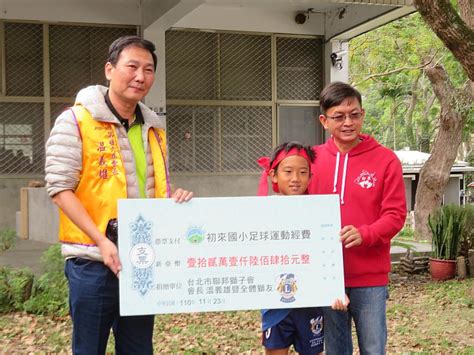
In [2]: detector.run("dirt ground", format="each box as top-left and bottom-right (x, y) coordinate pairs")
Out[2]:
(1, 272), (473, 353)
(386, 272), (473, 353)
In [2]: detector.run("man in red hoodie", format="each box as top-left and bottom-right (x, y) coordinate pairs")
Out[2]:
(308, 82), (406, 354)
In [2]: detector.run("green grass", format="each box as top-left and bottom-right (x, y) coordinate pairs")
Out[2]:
(425, 278), (472, 306)
(387, 277), (473, 353)
(386, 303), (410, 316)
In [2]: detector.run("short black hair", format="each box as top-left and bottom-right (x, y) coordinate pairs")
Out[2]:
(269, 141), (315, 171)
(107, 35), (157, 70)
(319, 81), (362, 113)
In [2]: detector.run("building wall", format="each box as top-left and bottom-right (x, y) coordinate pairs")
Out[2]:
(0, 21), (137, 230)
(1, 175), (259, 234)
(139, 4), (347, 203)
(0, 0), (140, 25)
(0, 2), (350, 231)
(444, 176), (462, 205)
(404, 173), (466, 212)
(173, 4), (325, 35)
(170, 174), (259, 197)
(158, 28), (325, 197)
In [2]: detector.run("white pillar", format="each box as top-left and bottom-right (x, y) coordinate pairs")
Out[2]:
(324, 40), (349, 84)
(143, 1), (204, 115)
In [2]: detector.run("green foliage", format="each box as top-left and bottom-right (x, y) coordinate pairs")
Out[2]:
(0, 245), (68, 316)
(458, 204), (474, 259)
(391, 239), (417, 252)
(23, 244), (68, 316)
(0, 228), (16, 252)
(428, 205), (467, 260)
(39, 244), (65, 275)
(391, 226), (418, 251)
(349, 12), (469, 152)
(396, 226), (415, 240)
(0, 267), (34, 313)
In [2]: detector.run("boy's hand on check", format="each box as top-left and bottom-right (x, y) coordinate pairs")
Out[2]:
(331, 294), (349, 312)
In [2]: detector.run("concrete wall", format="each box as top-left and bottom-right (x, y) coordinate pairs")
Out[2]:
(170, 173), (260, 197)
(18, 175), (257, 244)
(13, 174), (469, 243)
(0, 178), (35, 229)
(26, 188), (59, 244)
(0, 182), (58, 242)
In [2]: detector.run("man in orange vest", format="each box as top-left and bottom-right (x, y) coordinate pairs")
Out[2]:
(45, 35), (192, 354)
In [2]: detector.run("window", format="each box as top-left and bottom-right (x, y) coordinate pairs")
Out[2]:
(0, 21), (136, 176)
(0, 103), (43, 174)
(166, 30), (323, 173)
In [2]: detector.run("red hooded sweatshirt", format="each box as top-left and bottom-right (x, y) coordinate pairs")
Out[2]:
(308, 134), (406, 287)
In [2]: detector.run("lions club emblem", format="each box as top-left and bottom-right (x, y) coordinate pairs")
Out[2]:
(277, 273), (297, 303)
(354, 170), (377, 189)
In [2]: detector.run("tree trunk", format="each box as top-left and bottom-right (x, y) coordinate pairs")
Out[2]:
(413, 0), (474, 81)
(413, 0), (474, 240)
(414, 65), (464, 240)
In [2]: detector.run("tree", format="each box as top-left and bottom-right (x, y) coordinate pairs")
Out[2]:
(414, 0), (474, 82)
(413, 0), (473, 240)
(350, 0), (473, 240)
(349, 14), (454, 154)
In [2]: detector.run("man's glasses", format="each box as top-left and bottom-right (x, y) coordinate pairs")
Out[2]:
(324, 111), (363, 123)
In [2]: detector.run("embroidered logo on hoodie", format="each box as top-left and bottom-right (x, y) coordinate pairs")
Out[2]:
(354, 170), (377, 189)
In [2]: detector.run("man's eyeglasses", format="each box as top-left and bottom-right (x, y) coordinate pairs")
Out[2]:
(324, 111), (363, 122)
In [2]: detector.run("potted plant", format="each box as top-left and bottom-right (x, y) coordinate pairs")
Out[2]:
(428, 204), (467, 281)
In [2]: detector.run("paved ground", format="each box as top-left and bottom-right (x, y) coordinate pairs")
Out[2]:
(0, 238), (432, 275)
(0, 238), (53, 275)
(390, 241), (432, 262)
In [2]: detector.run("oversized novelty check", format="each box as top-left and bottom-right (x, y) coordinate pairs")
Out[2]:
(118, 195), (344, 316)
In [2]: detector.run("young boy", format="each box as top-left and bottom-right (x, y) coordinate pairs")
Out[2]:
(308, 82), (406, 354)
(257, 141), (347, 355)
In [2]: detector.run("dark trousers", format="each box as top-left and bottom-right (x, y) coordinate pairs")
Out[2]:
(65, 258), (154, 354)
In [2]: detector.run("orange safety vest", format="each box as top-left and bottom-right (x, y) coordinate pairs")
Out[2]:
(59, 105), (169, 246)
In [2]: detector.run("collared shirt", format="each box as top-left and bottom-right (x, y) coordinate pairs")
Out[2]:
(104, 91), (144, 132)
(105, 91), (146, 197)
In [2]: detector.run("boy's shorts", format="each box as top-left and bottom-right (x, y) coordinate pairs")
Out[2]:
(262, 307), (324, 354)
